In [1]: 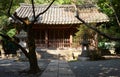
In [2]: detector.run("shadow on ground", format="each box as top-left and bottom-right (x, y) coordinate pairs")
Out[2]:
(69, 59), (120, 77)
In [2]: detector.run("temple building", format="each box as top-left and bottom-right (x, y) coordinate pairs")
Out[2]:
(12, 3), (109, 49)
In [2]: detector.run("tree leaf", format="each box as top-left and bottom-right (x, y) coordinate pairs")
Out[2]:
(7, 28), (16, 37)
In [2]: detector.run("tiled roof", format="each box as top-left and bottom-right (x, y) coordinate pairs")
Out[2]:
(14, 3), (109, 24)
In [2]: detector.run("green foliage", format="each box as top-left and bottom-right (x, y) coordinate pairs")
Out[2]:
(97, 0), (113, 15)
(0, 0), (24, 15)
(74, 25), (87, 38)
(97, 0), (120, 41)
(54, 0), (97, 5)
(73, 24), (95, 43)
(34, 0), (71, 4)
(7, 28), (16, 38)
(98, 42), (107, 49)
(73, 25), (87, 43)
(34, 0), (47, 4)
(0, 0), (24, 39)
(114, 41), (120, 54)
(77, 0), (97, 4)
(55, 0), (65, 4)
(89, 50), (104, 60)
(0, 16), (8, 27)
(98, 24), (120, 41)
(3, 39), (19, 54)
(110, 0), (120, 20)
(34, 0), (97, 5)
(98, 42), (115, 50)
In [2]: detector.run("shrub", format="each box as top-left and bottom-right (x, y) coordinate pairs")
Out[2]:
(89, 50), (105, 60)
(114, 42), (120, 54)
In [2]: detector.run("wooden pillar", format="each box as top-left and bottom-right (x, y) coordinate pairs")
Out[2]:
(45, 30), (48, 48)
(70, 34), (73, 47)
(95, 33), (98, 50)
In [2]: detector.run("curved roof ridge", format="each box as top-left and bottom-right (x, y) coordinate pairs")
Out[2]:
(11, 3), (109, 24)
(20, 3), (97, 8)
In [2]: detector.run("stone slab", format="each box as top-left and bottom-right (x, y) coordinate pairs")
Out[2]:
(41, 60), (75, 77)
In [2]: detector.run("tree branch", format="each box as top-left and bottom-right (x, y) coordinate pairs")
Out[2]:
(31, 0), (35, 21)
(7, 0), (16, 21)
(109, 1), (120, 27)
(75, 11), (120, 41)
(13, 12), (27, 25)
(8, 0), (55, 29)
(8, 0), (27, 30)
(31, 0), (55, 24)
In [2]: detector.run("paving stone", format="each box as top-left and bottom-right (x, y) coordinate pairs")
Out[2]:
(59, 73), (75, 77)
(48, 66), (58, 68)
(45, 68), (58, 72)
(59, 68), (73, 74)
(51, 60), (58, 62)
(59, 63), (69, 68)
(41, 72), (57, 77)
(58, 60), (67, 63)
(41, 60), (75, 77)
(49, 63), (58, 66)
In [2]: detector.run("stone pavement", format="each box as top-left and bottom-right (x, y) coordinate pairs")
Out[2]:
(0, 58), (75, 77)
(41, 60), (75, 77)
(1, 57), (120, 77)
(69, 59), (120, 77)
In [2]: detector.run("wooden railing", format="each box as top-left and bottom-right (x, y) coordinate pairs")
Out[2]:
(35, 39), (70, 48)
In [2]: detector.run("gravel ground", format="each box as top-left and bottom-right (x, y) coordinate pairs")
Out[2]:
(69, 59), (120, 77)
(0, 58), (50, 77)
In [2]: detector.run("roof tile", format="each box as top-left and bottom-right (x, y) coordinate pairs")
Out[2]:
(15, 4), (109, 24)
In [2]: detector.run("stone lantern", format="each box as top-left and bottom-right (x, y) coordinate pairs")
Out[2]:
(16, 29), (28, 49)
(16, 29), (27, 39)
(78, 33), (90, 61)
(16, 29), (28, 60)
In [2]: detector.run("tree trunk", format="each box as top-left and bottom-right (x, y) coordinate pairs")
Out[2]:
(27, 27), (40, 73)
(0, 41), (6, 59)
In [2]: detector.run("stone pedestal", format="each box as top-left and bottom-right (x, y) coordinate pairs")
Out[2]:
(78, 50), (89, 61)
(78, 56), (89, 61)
(0, 45), (6, 59)
(1, 49), (6, 59)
